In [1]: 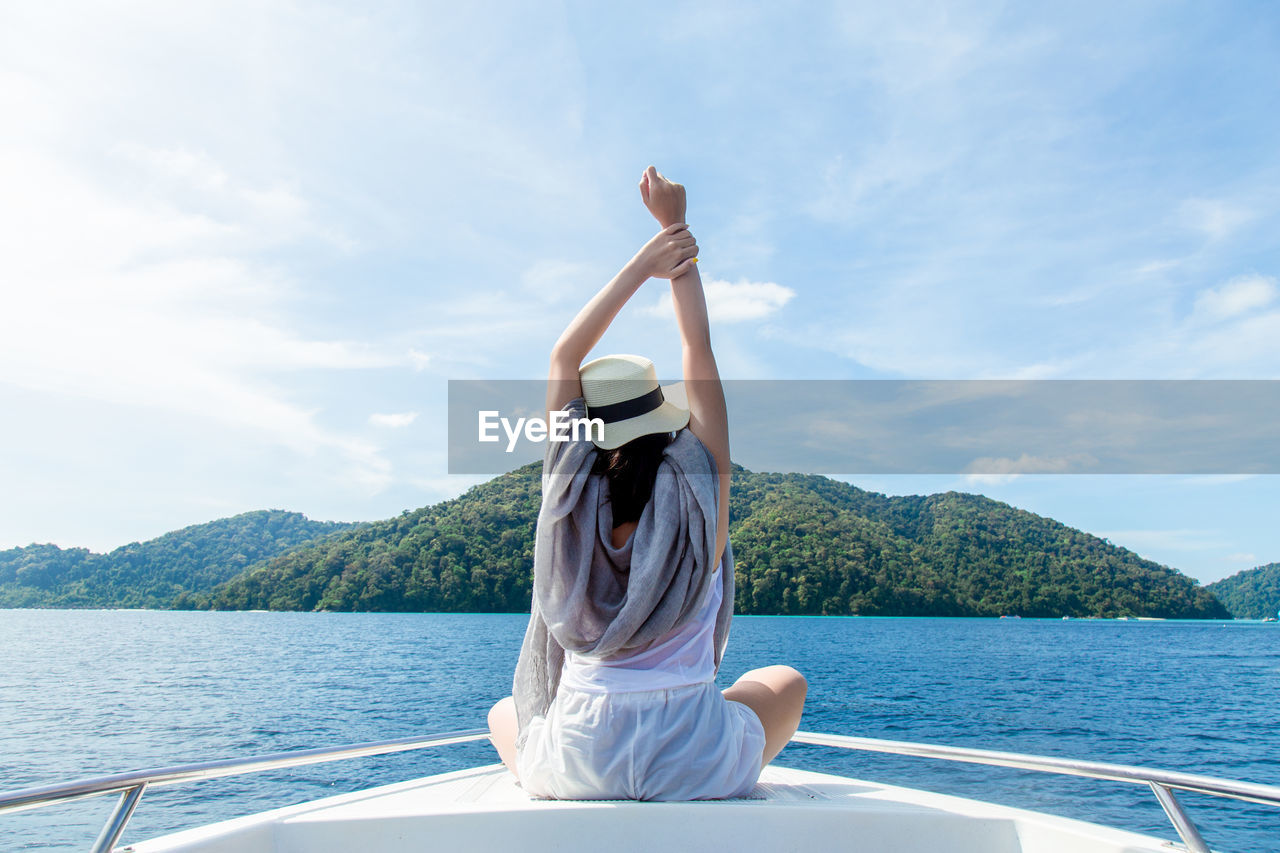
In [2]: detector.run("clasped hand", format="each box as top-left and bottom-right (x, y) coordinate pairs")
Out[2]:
(633, 223), (698, 280)
(639, 165), (686, 228)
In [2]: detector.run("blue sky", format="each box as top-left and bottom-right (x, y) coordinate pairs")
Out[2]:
(1, 1), (1277, 583)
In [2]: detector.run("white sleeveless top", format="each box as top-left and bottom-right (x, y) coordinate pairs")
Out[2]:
(559, 559), (723, 693)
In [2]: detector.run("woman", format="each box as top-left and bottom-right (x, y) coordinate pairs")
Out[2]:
(487, 167), (806, 800)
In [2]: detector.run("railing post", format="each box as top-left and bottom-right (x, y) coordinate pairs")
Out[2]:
(1149, 782), (1211, 853)
(90, 783), (146, 853)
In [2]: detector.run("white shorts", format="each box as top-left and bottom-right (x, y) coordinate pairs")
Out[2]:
(516, 679), (767, 801)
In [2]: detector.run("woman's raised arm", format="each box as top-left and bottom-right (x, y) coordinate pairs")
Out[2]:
(670, 261), (730, 572)
(640, 167), (730, 570)
(546, 223), (699, 421)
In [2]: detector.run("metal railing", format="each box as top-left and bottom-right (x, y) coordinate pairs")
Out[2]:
(0, 728), (491, 853)
(790, 730), (1280, 853)
(4, 728), (1279, 853)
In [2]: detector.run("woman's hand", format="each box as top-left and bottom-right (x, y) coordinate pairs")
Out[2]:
(639, 166), (687, 228)
(632, 223), (698, 280)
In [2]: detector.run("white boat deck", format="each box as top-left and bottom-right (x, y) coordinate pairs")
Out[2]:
(123, 763), (1175, 853)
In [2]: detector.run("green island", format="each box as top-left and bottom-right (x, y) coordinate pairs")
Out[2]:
(0, 511), (356, 609)
(1206, 562), (1280, 620)
(2, 464), (1266, 619)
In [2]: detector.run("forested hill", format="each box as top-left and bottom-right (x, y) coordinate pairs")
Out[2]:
(200, 464), (1228, 619)
(0, 511), (358, 608)
(1207, 563), (1280, 619)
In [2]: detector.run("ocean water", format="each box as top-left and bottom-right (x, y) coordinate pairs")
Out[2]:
(1, 611), (1277, 852)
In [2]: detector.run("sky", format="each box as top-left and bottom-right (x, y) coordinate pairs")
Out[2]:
(1, 1), (1277, 584)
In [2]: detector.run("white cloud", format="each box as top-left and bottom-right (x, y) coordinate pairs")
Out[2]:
(1191, 274), (1277, 322)
(408, 350), (431, 371)
(641, 277), (795, 323)
(808, 144), (959, 224)
(1028, 272), (1280, 380)
(1135, 259), (1182, 276)
(1179, 474), (1258, 486)
(369, 412), (418, 428)
(1108, 273), (1280, 377)
(962, 473), (1022, 486)
(1179, 197), (1254, 242)
(0, 89), (402, 495)
(962, 452), (1100, 485)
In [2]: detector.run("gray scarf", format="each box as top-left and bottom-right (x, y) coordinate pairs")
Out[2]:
(512, 397), (735, 749)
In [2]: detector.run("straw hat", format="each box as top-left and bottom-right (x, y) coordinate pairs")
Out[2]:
(578, 354), (690, 450)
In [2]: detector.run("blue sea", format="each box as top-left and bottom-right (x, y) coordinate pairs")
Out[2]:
(1, 611), (1277, 852)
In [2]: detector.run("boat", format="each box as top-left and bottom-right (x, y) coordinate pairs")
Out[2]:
(4, 727), (1278, 853)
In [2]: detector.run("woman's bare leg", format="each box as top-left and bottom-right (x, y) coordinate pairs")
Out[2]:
(723, 665), (807, 767)
(487, 696), (520, 781)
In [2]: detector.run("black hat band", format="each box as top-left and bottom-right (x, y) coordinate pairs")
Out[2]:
(587, 386), (665, 424)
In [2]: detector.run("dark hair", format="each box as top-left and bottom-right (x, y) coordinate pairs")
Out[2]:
(591, 431), (674, 525)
